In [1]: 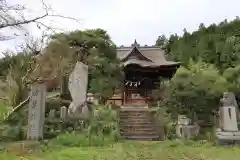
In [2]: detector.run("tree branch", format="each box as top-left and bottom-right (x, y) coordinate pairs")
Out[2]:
(0, 13), (48, 29)
(0, 0), (81, 36)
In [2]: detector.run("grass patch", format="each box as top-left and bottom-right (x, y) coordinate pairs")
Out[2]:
(1, 140), (240, 160)
(47, 131), (117, 148)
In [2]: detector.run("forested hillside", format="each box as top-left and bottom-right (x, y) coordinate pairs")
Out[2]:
(155, 18), (240, 116)
(156, 18), (240, 72)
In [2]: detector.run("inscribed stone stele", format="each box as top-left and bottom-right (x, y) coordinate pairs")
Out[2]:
(68, 62), (88, 115)
(27, 83), (46, 140)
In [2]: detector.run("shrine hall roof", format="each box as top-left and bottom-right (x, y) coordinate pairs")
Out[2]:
(117, 40), (180, 68)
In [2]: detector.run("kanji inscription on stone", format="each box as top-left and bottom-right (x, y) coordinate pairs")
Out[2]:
(68, 62), (88, 115)
(27, 83), (46, 140)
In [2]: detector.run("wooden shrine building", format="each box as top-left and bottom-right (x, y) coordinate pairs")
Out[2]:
(107, 40), (180, 106)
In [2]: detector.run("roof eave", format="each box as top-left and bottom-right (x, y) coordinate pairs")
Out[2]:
(123, 62), (181, 68)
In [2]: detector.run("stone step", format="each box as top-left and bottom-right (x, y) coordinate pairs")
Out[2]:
(119, 112), (151, 116)
(119, 123), (158, 128)
(120, 128), (157, 132)
(122, 104), (148, 107)
(120, 107), (150, 112)
(119, 111), (150, 115)
(119, 114), (151, 118)
(119, 116), (151, 119)
(120, 128), (156, 133)
(122, 135), (160, 141)
(120, 123), (157, 127)
(118, 105), (160, 141)
(119, 120), (153, 125)
(120, 125), (156, 129)
(120, 127), (157, 132)
(120, 117), (152, 121)
(119, 110), (151, 114)
(120, 131), (158, 136)
(119, 117), (152, 122)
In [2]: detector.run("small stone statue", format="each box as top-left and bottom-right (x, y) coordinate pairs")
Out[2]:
(220, 92), (238, 107)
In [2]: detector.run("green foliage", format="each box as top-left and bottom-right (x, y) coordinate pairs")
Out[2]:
(88, 105), (121, 142)
(222, 65), (240, 92)
(156, 34), (168, 51)
(46, 29), (123, 103)
(153, 106), (176, 140)
(166, 60), (228, 115)
(0, 52), (25, 77)
(90, 105), (118, 134)
(2, 141), (240, 160)
(4, 52), (32, 107)
(0, 123), (26, 141)
(157, 18), (240, 71)
(48, 105), (120, 147)
(89, 58), (123, 103)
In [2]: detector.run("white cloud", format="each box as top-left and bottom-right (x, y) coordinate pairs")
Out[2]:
(1, 0), (240, 52)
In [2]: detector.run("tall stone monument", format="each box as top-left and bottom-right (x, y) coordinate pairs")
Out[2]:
(27, 82), (46, 140)
(216, 92), (240, 145)
(220, 92), (238, 131)
(68, 62), (88, 116)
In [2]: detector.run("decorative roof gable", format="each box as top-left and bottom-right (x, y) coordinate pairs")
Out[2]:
(117, 40), (180, 68)
(121, 40), (153, 62)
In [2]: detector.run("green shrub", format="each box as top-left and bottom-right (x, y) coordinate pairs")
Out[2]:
(0, 123), (26, 141)
(47, 104), (120, 148)
(223, 65), (240, 94)
(166, 60), (228, 116)
(151, 106), (177, 140)
(89, 105), (119, 136)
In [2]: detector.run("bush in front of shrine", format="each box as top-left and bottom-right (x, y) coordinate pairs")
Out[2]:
(165, 59), (228, 117)
(46, 104), (121, 148)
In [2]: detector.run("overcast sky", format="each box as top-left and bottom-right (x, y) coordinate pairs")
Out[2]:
(1, 0), (240, 52)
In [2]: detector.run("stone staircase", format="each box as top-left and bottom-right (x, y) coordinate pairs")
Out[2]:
(119, 104), (162, 141)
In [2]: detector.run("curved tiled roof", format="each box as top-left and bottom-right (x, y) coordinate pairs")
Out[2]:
(117, 44), (180, 67)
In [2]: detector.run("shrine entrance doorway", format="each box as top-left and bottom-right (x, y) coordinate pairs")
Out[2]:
(124, 75), (154, 104)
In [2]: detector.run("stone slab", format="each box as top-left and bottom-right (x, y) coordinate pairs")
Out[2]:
(216, 131), (240, 137)
(178, 115), (191, 125)
(216, 134), (240, 140)
(176, 124), (199, 138)
(216, 131), (240, 145)
(68, 62), (88, 115)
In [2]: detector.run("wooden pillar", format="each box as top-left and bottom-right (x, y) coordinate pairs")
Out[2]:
(123, 88), (126, 105)
(60, 75), (71, 100)
(121, 88), (124, 105)
(123, 91), (125, 105)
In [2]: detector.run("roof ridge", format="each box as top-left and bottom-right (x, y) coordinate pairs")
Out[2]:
(117, 46), (161, 50)
(139, 47), (162, 50)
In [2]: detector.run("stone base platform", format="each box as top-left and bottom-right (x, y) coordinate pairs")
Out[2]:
(216, 129), (240, 145)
